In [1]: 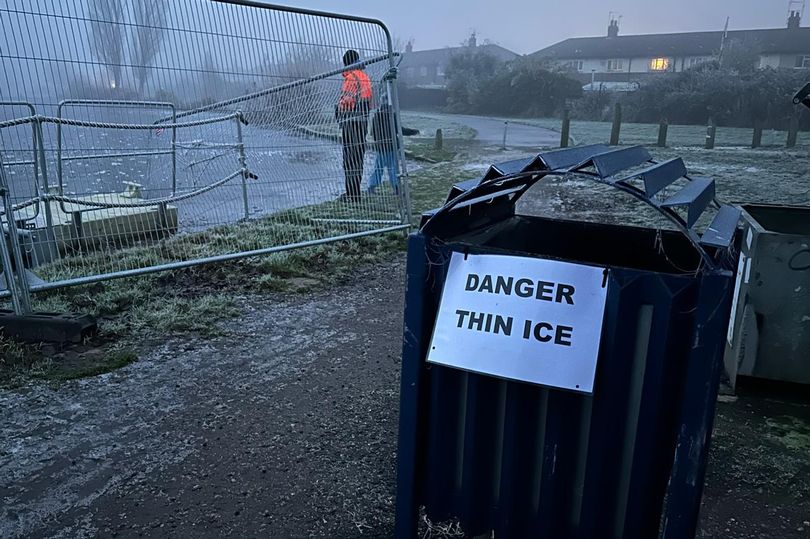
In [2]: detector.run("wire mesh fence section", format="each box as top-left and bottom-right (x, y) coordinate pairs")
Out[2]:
(0, 0), (407, 301)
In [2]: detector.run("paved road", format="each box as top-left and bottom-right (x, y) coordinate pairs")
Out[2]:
(409, 112), (559, 149)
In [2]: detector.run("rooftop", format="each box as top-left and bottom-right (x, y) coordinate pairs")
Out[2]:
(533, 27), (810, 59)
(400, 43), (519, 66)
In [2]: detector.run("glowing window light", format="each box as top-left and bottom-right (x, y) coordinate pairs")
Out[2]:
(650, 58), (670, 71)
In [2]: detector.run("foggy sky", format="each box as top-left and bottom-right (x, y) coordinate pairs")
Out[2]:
(288, 0), (792, 54)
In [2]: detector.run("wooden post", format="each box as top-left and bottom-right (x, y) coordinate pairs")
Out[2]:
(560, 108), (571, 148)
(751, 120), (763, 149)
(434, 128), (443, 150)
(705, 118), (716, 150)
(787, 114), (799, 148)
(609, 103), (622, 146)
(657, 118), (669, 147)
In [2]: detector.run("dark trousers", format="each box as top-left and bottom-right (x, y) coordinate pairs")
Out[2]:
(341, 120), (368, 200)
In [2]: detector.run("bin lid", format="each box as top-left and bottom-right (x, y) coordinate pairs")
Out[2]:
(421, 144), (741, 273)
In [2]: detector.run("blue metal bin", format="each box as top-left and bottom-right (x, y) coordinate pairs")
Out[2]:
(395, 145), (740, 539)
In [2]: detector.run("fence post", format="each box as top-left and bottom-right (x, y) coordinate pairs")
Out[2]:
(33, 119), (58, 262)
(560, 109), (571, 148)
(657, 118), (669, 147)
(434, 128), (443, 150)
(501, 121), (509, 150)
(235, 113), (250, 220)
(705, 118), (716, 150)
(386, 72), (413, 228)
(752, 120), (763, 149)
(0, 155), (32, 315)
(170, 104), (178, 195)
(610, 103), (622, 146)
(787, 114), (799, 148)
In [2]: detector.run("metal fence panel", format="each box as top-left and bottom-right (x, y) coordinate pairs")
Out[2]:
(0, 0), (408, 307)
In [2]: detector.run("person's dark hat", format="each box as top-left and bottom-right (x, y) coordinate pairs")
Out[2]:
(343, 49), (360, 66)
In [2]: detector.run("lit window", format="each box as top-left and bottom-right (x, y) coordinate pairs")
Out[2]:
(650, 57), (671, 71)
(607, 59), (624, 71)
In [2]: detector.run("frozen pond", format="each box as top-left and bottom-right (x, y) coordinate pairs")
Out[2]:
(0, 107), (368, 233)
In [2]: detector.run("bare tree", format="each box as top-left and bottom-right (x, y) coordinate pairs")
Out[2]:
(131, 0), (167, 95)
(198, 51), (224, 105)
(248, 45), (335, 127)
(88, 0), (126, 91)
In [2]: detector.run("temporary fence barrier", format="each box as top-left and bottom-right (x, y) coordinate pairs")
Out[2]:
(0, 0), (410, 314)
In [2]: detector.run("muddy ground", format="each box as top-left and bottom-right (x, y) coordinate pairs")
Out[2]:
(2, 255), (809, 538)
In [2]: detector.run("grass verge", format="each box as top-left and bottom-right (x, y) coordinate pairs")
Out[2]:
(0, 157), (465, 386)
(35, 349), (139, 383)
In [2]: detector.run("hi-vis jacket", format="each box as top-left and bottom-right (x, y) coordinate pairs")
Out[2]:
(336, 68), (373, 122)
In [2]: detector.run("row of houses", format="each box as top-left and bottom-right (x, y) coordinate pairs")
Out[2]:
(398, 10), (810, 91)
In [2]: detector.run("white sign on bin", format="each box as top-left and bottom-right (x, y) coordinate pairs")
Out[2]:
(427, 252), (609, 393)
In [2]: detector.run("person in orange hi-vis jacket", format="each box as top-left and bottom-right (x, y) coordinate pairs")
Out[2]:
(335, 49), (373, 202)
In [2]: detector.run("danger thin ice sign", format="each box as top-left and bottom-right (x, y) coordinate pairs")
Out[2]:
(427, 252), (609, 393)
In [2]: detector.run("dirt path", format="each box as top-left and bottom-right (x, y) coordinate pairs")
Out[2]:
(2, 256), (809, 538)
(1, 262), (404, 538)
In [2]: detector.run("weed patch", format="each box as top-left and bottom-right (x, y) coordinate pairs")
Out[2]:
(36, 349), (138, 383)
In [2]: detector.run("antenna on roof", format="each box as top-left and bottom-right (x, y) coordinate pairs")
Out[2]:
(607, 12), (622, 37)
(718, 16), (730, 62)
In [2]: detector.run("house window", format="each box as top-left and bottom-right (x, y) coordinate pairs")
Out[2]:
(795, 55), (810, 69)
(566, 60), (584, 71)
(607, 59), (624, 71)
(437, 65), (445, 77)
(688, 57), (708, 68)
(650, 57), (671, 71)
(406, 67), (415, 78)
(419, 66), (428, 77)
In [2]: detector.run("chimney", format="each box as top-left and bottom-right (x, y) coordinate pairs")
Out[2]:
(405, 40), (413, 53)
(608, 19), (620, 38)
(468, 32), (477, 48)
(788, 10), (801, 29)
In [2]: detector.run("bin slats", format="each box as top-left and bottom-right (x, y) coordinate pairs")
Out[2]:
(537, 144), (610, 172)
(445, 178), (482, 202)
(570, 146), (652, 179)
(424, 365), (467, 522)
(484, 157), (536, 181)
(496, 384), (548, 537)
(661, 274), (732, 538)
(459, 376), (506, 535)
(700, 206), (741, 248)
(616, 158), (687, 197)
(620, 278), (693, 538)
(660, 177), (716, 227)
(533, 390), (582, 537)
(575, 273), (642, 537)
